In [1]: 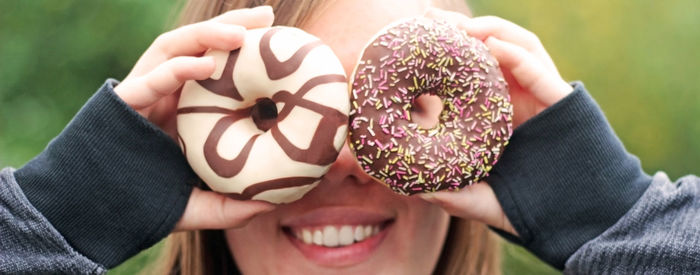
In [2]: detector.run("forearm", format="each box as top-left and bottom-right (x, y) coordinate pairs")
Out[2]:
(487, 82), (653, 268)
(0, 168), (105, 274)
(11, 79), (196, 269)
(565, 172), (700, 274)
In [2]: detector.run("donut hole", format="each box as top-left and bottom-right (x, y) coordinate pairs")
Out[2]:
(411, 94), (443, 129)
(251, 98), (278, 131)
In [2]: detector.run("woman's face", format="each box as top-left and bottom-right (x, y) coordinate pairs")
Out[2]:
(225, 0), (450, 274)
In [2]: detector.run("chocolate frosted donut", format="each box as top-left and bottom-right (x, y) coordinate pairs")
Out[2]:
(177, 27), (349, 203)
(348, 18), (513, 195)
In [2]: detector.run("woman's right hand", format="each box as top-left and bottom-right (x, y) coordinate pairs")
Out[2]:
(114, 6), (273, 138)
(114, 6), (278, 231)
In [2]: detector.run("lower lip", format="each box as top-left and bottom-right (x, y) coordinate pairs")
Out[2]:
(284, 222), (392, 267)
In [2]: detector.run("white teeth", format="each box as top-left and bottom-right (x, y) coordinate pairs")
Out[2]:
(354, 226), (365, 242)
(302, 229), (312, 244)
(293, 224), (384, 247)
(323, 226), (339, 247)
(338, 226), (354, 246)
(364, 225), (372, 237)
(313, 230), (323, 246)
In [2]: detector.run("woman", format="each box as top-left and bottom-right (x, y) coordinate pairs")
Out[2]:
(159, 0), (507, 274)
(2, 0), (697, 274)
(154, 0), (568, 273)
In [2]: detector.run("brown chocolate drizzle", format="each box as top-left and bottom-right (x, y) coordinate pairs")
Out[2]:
(260, 28), (324, 80)
(178, 106), (234, 115)
(269, 74), (347, 165)
(178, 27), (347, 199)
(203, 107), (258, 178)
(196, 50), (243, 101)
(225, 176), (318, 200)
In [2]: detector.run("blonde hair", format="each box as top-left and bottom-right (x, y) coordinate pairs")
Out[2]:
(158, 1), (501, 274)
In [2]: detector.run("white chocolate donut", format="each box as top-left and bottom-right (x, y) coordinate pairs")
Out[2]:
(177, 27), (349, 203)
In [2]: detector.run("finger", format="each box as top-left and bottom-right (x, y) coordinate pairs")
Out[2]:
(115, 56), (215, 110)
(153, 22), (246, 60)
(418, 182), (517, 236)
(459, 16), (540, 53)
(212, 5), (274, 27)
(424, 7), (471, 26)
(486, 37), (572, 106)
(151, 6), (273, 59)
(460, 16), (560, 74)
(175, 187), (276, 231)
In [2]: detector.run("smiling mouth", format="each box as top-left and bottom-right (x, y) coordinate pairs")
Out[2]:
(282, 221), (392, 248)
(279, 207), (395, 267)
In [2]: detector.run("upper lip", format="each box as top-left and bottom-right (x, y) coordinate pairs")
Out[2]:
(279, 206), (394, 228)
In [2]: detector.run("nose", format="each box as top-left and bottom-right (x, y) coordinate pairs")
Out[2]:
(322, 140), (374, 185)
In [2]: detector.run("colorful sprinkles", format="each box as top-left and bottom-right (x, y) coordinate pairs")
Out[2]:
(348, 18), (513, 195)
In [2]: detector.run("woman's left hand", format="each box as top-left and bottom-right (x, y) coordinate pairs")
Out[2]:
(419, 8), (574, 236)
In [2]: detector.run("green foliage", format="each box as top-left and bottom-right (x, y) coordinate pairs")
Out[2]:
(0, 0), (180, 167)
(1, 0), (698, 274)
(469, 0), (700, 180)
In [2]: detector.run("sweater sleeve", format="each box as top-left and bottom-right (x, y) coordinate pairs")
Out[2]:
(564, 172), (700, 274)
(486, 82), (654, 268)
(0, 168), (106, 274)
(10, 79), (198, 269)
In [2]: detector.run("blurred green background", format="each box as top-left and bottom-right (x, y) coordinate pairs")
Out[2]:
(1, 0), (697, 274)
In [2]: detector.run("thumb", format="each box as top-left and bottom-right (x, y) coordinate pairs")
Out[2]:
(175, 187), (276, 231)
(418, 182), (518, 236)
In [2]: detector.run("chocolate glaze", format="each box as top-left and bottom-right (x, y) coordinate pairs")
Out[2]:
(348, 18), (512, 195)
(178, 106), (233, 115)
(178, 27), (348, 200)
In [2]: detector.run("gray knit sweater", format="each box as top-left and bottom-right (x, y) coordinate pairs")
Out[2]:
(0, 80), (698, 274)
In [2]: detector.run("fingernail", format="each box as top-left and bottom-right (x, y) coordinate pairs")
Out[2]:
(202, 56), (215, 64)
(253, 5), (273, 13)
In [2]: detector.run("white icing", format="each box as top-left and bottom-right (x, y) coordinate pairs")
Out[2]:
(216, 119), (260, 160)
(208, 49), (230, 80)
(178, 80), (239, 109)
(269, 27), (319, 62)
(223, 133), (330, 186)
(334, 125), (349, 150)
(302, 81), (350, 114)
(276, 107), (323, 151)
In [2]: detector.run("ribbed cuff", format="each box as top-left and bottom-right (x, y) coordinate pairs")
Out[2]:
(14, 79), (197, 268)
(487, 82), (652, 269)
